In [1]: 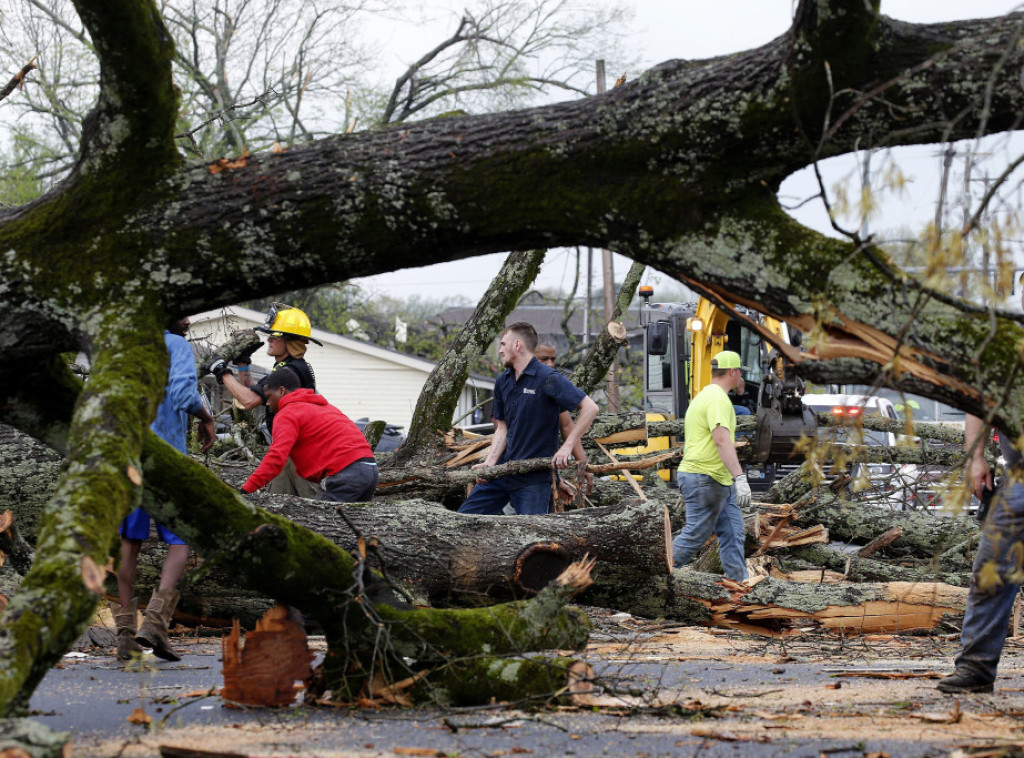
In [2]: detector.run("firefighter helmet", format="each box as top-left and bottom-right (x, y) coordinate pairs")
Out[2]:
(256, 303), (323, 346)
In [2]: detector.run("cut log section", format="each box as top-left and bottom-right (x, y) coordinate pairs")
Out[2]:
(221, 603), (315, 707)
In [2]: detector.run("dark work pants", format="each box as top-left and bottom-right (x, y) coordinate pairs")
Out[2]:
(955, 480), (1024, 682)
(316, 461), (379, 503)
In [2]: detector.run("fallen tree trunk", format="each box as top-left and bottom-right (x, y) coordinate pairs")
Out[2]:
(260, 487), (967, 637)
(259, 496), (671, 605)
(778, 543), (971, 587)
(376, 448), (682, 503)
(584, 570), (968, 635)
(0, 425), (62, 544)
(789, 490), (980, 565)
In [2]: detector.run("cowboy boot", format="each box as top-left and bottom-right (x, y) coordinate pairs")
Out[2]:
(136, 588), (181, 661)
(110, 598), (143, 661)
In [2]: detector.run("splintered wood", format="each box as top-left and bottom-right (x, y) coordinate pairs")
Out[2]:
(221, 603), (314, 707)
(753, 503), (828, 552)
(701, 578), (967, 637)
(443, 436), (492, 468)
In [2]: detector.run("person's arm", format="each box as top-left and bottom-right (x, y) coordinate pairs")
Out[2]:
(473, 418), (508, 484)
(712, 424), (751, 506)
(241, 415), (298, 493)
(559, 411), (594, 492)
(711, 425), (744, 478)
(965, 413), (993, 499)
(221, 372), (265, 409)
(553, 396), (599, 468)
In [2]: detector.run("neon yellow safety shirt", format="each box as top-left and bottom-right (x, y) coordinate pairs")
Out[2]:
(677, 383), (736, 486)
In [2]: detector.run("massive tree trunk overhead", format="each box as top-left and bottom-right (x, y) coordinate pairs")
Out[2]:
(5, 1), (1023, 422)
(1, 0), (1023, 721)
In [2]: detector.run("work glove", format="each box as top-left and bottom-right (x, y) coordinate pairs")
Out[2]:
(206, 357), (233, 384)
(199, 354), (223, 375)
(734, 474), (752, 508)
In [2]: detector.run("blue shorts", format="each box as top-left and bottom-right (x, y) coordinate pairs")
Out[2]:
(119, 508), (186, 545)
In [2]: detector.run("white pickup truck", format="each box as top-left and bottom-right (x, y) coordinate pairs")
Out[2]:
(799, 393), (917, 509)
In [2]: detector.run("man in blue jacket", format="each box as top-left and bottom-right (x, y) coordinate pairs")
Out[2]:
(458, 322), (598, 515)
(112, 316), (215, 662)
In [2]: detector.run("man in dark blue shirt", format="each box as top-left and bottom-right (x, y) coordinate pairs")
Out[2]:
(459, 322), (599, 515)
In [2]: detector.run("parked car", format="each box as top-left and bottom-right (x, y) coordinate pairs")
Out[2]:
(800, 393), (919, 509)
(354, 418), (406, 453)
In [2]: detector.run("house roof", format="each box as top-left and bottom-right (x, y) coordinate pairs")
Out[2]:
(431, 291), (654, 342)
(433, 294), (602, 339)
(191, 306), (495, 390)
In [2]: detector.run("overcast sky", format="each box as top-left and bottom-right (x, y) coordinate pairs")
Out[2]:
(352, 0), (1024, 305)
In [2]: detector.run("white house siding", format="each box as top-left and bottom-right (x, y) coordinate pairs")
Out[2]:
(188, 306), (491, 433)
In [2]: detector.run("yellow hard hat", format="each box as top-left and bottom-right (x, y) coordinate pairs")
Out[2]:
(256, 302), (323, 345)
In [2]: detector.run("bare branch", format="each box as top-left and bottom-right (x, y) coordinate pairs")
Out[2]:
(0, 57), (37, 104)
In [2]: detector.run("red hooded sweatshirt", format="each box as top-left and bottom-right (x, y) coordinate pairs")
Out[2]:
(242, 389), (373, 493)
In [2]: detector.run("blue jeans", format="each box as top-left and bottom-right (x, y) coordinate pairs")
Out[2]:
(458, 479), (551, 515)
(955, 479), (1024, 681)
(672, 473), (749, 581)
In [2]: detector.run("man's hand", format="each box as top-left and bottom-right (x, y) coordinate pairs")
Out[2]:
(967, 456), (993, 500)
(471, 461), (494, 485)
(198, 418), (216, 454)
(553, 442), (574, 469)
(199, 354), (223, 375)
(734, 474), (752, 508)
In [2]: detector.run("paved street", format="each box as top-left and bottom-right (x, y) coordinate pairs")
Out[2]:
(24, 622), (1024, 757)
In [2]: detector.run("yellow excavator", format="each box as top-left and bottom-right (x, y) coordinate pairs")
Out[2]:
(638, 286), (817, 491)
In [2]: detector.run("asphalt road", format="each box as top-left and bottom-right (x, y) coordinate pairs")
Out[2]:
(26, 632), (1024, 758)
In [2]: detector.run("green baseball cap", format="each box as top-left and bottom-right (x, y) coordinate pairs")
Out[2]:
(711, 350), (745, 370)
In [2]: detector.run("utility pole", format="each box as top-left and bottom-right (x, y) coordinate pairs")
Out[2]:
(596, 59), (619, 412)
(583, 247), (592, 345)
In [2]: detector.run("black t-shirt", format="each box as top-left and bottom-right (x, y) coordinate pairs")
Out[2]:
(254, 356), (316, 433)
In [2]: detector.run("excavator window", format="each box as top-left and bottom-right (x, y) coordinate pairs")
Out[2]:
(646, 340), (673, 391)
(723, 320), (764, 385)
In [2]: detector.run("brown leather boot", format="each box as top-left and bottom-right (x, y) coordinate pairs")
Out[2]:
(111, 598), (144, 661)
(135, 588), (181, 661)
